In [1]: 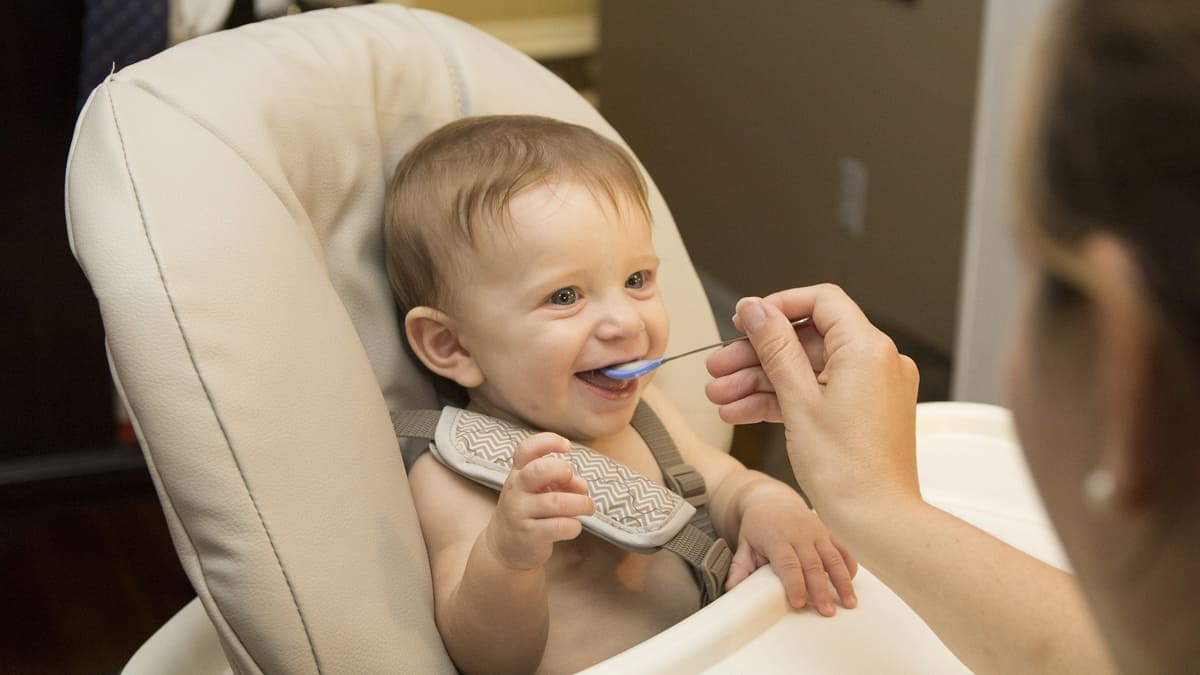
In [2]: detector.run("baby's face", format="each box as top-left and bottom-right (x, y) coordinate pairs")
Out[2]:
(450, 181), (668, 441)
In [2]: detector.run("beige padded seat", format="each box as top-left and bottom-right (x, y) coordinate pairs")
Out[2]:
(65, 5), (728, 672)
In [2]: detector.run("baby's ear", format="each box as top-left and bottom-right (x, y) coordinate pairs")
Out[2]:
(404, 307), (484, 388)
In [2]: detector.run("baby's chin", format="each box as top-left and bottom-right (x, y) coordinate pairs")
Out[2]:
(553, 405), (642, 444)
(466, 392), (639, 443)
(516, 407), (637, 445)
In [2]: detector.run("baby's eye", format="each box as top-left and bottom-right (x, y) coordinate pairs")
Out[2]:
(626, 271), (646, 289)
(548, 287), (578, 306)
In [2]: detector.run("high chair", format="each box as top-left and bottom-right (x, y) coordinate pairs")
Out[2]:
(66, 5), (725, 672)
(66, 5), (1067, 672)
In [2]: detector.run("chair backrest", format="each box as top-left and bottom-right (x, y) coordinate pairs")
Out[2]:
(65, 6), (728, 673)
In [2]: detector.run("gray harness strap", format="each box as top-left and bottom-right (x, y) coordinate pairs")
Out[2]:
(628, 402), (730, 604)
(630, 403), (718, 540)
(392, 402), (732, 605)
(392, 409), (439, 445)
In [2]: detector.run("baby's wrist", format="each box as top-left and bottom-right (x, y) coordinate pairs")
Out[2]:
(483, 517), (530, 572)
(737, 472), (804, 512)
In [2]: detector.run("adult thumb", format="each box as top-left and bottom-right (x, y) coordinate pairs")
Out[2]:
(735, 297), (815, 409)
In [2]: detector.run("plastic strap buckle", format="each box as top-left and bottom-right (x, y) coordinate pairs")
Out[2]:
(664, 463), (707, 507)
(699, 538), (732, 605)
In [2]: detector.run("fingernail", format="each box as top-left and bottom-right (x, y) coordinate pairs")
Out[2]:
(737, 297), (767, 332)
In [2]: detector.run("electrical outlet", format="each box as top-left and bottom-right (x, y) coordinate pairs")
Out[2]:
(837, 156), (869, 239)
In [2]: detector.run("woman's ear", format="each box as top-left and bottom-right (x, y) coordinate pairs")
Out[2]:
(1081, 234), (1158, 511)
(404, 306), (484, 388)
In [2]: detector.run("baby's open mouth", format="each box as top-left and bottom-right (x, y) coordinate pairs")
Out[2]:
(576, 368), (635, 391)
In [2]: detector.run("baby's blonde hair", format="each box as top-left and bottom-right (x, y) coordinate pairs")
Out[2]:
(384, 115), (651, 312)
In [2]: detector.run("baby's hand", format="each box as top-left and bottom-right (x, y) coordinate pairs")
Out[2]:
(729, 485), (858, 616)
(485, 432), (595, 571)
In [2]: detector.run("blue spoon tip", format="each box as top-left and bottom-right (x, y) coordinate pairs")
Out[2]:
(600, 358), (664, 380)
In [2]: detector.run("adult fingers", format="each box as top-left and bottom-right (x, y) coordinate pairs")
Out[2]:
(762, 284), (875, 347)
(721, 316), (828, 375)
(705, 350), (784, 424)
(734, 297), (818, 417)
(727, 285), (885, 384)
(715, 392), (783, 426)
(704, 361), (774, 406)
(707, 338), (771, 379)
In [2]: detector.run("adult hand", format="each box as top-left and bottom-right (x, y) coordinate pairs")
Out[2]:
(705, 285), (922, 520)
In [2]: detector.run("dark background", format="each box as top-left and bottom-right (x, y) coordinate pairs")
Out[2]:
(3, 4), (207, 672)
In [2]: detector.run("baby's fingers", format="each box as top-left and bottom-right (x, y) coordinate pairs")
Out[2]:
(834, 535), (858, 579)
(556, 472), (590, 496)
(512, 432), (571, 470)
(762, 543), (810, 611)
(528, 491), (595, 520)
(796, 546), (837, 617)
(818, 539), (858, 610)
(513, 452), (576, 495)
(725, 538), (760, 591)
(538, 517), (585, 543)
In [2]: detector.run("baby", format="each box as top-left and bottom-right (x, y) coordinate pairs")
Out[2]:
(384, 115), (857, 674)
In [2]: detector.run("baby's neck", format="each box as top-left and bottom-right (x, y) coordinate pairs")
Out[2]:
(463, 395), (635, 447)
(464, 396), (528, 430)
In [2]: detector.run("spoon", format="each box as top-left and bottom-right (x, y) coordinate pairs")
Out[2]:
(600, 317), (812, 380)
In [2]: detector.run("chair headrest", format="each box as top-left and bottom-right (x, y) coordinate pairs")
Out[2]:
(66, 6), (726, 671)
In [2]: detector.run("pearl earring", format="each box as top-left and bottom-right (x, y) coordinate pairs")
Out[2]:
(1083, 467), (1116, 509)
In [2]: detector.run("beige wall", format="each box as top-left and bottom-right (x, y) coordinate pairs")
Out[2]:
(391, 0), (594, 23)
(955, 0), (1054, 403)
(600, 0), (983, 353)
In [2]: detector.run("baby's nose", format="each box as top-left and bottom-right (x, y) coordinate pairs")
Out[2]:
(595, 299), (644, 341)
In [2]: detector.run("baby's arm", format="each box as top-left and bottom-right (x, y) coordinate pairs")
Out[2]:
(641, 385), (857, 615)
(408, 432), (595, 674)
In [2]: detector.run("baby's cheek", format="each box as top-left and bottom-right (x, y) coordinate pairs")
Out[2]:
(524, 400), (545, 416)
(647, 304), (670, 353)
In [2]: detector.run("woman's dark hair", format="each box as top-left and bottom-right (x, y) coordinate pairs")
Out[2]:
(1032, 0), (1200, 364)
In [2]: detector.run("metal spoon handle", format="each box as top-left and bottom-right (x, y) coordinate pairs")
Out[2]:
(659, 316), (811, 365)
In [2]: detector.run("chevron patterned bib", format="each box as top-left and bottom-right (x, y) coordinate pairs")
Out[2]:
(392, 402), (732, 605)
